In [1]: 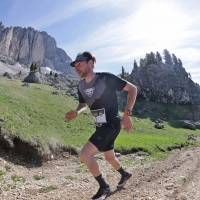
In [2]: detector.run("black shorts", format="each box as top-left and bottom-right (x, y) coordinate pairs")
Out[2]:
(89, 119), (121, 152)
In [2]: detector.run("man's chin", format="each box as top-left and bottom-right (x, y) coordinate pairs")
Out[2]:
(78, 74), (84, 78)
(78, 73), (86, 78)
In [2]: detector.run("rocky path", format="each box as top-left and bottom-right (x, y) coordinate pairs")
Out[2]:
(1, 147), (200, 200)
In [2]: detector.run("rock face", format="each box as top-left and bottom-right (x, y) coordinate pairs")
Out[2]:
(127, 62), (200, 105)
(23, 72), (46, 84)
(0, 22), (76, 75)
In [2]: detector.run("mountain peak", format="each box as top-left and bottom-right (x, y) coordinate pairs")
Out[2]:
(127, 62), (200, 105)
(0, 22), (76, 76)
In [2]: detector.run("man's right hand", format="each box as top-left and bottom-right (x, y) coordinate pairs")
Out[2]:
(65, 110), (77, 122)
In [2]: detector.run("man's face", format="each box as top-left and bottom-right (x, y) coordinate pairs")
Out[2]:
(74, 60), (92, 78)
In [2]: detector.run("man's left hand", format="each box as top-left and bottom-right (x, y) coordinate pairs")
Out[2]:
(120, 115), (132, 133)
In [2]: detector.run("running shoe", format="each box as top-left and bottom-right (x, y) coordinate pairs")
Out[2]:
(90, 185), (112, 200)
(117, 173), (132, 188)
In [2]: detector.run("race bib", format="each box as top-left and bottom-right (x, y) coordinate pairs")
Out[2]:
(91, 108), (107, 123)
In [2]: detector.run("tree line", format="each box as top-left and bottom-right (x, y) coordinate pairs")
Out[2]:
(29, 62), (58, 77)
(120, 49), (183, 78)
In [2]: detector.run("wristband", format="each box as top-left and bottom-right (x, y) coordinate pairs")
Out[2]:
(124, 110), (132, 116)
(74, 110), (78, 116)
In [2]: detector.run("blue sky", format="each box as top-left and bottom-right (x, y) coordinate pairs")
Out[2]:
(0, 0), (200, 84)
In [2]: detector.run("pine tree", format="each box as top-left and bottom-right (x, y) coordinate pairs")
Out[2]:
(121, 66), (125, 78)
(119, 66), (129, 78)
(140, 58), (145, 67)
(30, 62), (39, 72)
(35, 63), (39, 72)
(50, 71), (52, 76)
(30, 63), (34, 72)
(178, 58), (183, 66)
(33, 63), (37, 71)
(133, 59), (138, 69)
(172, 53), (178, 65)
(55, 73), (58, 78)
(163, 49), (173, 65)
(145, 53), (151, 65)
(150, 52), (156, 64)
(156, 51), (162, 62)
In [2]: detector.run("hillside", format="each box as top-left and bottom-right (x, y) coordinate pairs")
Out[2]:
(126, 62), (200, 105)
(0, 73), (200, 160)
(1, 71), (200, 199)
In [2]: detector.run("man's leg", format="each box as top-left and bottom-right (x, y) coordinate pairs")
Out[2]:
(103, 149), (121, 170)
(80, 141), (111, 199)
(104, 149), (132, 188)
(80, 140), (100, 177)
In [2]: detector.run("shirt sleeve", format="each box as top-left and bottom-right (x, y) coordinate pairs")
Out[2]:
(106, 73), (127, 91)
(77, 87), (85, 103)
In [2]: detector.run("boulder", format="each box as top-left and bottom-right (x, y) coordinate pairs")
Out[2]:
(23, 72), (45, 84)
(180, 120), (196, 130)
(3, 72), (12, 79)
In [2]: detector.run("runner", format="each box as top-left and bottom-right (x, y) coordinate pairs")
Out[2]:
(65, 51), (137, 200)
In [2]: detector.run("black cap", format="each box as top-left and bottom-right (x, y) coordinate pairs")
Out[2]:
(70, 51), (96, 67)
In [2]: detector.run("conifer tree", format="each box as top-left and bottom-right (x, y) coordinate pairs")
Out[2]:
(35, 63), (39, 71)
(30, 62), (39, 72)
(50, 71), (52, 76)
(163, 49), (173, 65)
(30, 63), (34, 72)
(133, 59), (138, 68)
(145, 53), (151, 65)
(178, 58), (183, 66)
(119, 66), (129, 78)
(172, 53), (178, 65)
(156, 51), (162, 62)
(121, 66), (125, 78)
(150, 52), (156, 64)
(33, 63), (36, 71)
(140, 58), (145, 67)
(55, 73), (58, 78)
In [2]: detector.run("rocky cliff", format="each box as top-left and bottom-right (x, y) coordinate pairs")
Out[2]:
(126, 62), (200, 105)
(0, 22), (76, 75)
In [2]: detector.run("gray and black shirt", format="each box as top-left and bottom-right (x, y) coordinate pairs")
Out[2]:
(78, 72), (127, 123)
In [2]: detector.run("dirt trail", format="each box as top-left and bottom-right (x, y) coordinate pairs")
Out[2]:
(1, 147), (200, 200)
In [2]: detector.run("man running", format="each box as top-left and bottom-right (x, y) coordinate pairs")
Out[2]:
(65, 51), (137, 200)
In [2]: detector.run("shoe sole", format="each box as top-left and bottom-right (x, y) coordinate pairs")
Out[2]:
(90, 188), (112, 200)
(117, 173), (132, 188)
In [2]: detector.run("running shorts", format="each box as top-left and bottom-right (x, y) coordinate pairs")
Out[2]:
(89, 118), (121, 152)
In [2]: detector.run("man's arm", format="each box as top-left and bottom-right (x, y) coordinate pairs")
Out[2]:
(121, 82), (137, 133)
(65, 103), (87, 122)
(76, 103), (88, 115)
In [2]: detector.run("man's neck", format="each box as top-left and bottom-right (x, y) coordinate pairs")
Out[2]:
(85, 71), (96, 83)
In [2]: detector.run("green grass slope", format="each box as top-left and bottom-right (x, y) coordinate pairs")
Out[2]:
(0, 76), (200, 159)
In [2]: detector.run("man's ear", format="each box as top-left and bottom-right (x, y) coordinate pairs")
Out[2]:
(88, 60), (94, 67)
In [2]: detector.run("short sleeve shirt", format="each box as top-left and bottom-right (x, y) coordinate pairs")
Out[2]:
(77, 72), (127, 123)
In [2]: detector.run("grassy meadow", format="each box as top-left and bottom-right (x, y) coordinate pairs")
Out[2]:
(0, 76), (200, 159)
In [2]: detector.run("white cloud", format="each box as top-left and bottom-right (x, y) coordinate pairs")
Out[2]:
(65, 2), (190, 59)
(29, 0), (133, 29)
(63, 0), (200, 85)
(2, 0), (200, 84)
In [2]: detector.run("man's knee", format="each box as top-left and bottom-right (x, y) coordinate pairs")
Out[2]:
(80, 150), (93, 163)
(105, 155), (116, 163)
(80, 150), (86, 162)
